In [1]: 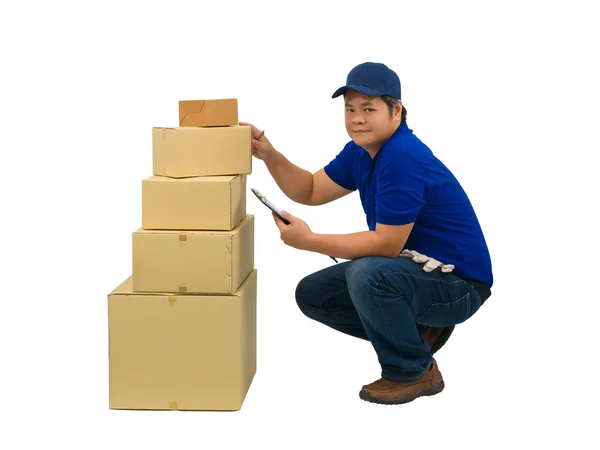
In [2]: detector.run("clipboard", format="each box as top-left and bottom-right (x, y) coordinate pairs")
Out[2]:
(251, 188), (290, 225)
(250, 187), (338, 263)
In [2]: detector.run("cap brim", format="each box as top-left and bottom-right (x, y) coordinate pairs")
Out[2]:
(331, 84), (386, 98)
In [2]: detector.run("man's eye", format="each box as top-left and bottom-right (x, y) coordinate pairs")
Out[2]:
(365, 108), (374, 112)
(346, 109), (354, 113)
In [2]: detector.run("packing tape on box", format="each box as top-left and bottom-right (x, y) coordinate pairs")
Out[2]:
(179, 233), (187, 248)
(169, 401), (178, 410)
(169, 297), (177, 306)
(179, 286), (187, 293)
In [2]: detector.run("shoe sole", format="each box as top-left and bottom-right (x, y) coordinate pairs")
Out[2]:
(359, 380), (445, 405)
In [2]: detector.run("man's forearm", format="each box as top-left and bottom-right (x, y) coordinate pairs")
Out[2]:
(264, 150), (313, 204)
(307, 231), (396, 260)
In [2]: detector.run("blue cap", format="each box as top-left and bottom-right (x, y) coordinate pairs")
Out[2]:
(332, 62), (401, 99)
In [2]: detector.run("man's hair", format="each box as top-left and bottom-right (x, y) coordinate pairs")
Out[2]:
(382, 95), (407, 121)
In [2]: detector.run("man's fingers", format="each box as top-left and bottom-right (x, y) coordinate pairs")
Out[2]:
(272, 212), (284, 231)
(239, 122), (259, 134)
(239, 122), (266, 141)
(279, 210), (293, 220)
(272, 211), (284, 224)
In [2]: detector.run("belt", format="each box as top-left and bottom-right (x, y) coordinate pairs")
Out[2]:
(463, 278), (491, 304)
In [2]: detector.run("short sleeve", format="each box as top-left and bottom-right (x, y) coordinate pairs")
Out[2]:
(376, 153), (429, 225)
(323, 142), (357, 191)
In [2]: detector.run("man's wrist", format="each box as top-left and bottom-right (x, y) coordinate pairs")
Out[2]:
(303, 231), (318, 251)
(263, 146), (279, 165)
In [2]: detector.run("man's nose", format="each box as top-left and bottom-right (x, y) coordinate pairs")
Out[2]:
(352, 114), (366, 124)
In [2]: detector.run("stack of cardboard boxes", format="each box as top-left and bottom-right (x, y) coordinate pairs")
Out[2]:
(107, 98), (257, 411)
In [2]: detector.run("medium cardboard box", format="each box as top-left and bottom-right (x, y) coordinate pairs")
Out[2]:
(108, 269), (257, 411)
(142, 174), (246, 231)
(153, 126), (251, 178)
(179, 98), (238, 127)
(132, 214), (254, 294)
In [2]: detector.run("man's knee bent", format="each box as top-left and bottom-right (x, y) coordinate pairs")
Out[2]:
(344, 256), (415, 309)
(294, 273), (320, 313)
(344, 257), (384, 304)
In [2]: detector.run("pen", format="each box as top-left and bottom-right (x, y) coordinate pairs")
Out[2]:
(257, 130), (265, 140)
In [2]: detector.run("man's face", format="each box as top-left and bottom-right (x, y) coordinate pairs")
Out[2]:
(344, 89), (401, 151)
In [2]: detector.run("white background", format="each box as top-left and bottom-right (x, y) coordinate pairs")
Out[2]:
(1, 0), (599, 448)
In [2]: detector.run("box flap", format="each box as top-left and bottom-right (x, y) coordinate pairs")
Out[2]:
(109, 276), (178, 297)
(179, 100), (205, 126)
(179, 98), (238, 127)
(108, 270), (256, 299)
(143, 175), (237, 183)
(109, 276), (133, 295)
(133, 214), (252, 236)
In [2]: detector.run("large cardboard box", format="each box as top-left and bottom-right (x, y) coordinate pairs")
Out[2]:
(153, 126), (251, 178)
(179, 98), (238, 127)
(142, 174), (246, 231)
(108, 269), (257, 411)
(132, 214), (254, 294)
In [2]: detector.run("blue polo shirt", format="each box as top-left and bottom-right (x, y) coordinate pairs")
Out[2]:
(324, 121), (493, 287)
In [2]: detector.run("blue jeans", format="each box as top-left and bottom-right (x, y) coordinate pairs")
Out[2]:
(295, 255), (486, 382)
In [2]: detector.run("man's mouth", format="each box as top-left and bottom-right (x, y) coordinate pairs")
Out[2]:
(353, 130), (370, 133)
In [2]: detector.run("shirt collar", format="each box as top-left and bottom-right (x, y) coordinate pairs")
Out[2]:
(381, 120), (409, 150)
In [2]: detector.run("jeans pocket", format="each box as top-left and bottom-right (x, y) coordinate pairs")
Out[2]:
(419, 291), (472, 327)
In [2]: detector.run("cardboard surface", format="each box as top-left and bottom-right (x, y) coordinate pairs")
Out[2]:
(152, 126), (251, 178)
(142, 174), (246, 231)
(132, 214), (254, 294)
(108, 269), (257, 411)
(179, 98), (238, 127)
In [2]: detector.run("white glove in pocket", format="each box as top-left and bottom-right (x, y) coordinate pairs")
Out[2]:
(400, 249), (455, 273)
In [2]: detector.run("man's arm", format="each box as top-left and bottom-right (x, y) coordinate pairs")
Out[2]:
(265, 150), (352, 205)
(306, 222), (414, 259)
(307, 168), (353, 206)
(263, 150), (313, 204)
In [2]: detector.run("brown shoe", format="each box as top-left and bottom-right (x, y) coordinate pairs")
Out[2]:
(359, 359), (444, 405)
(420, 325), (455, 354)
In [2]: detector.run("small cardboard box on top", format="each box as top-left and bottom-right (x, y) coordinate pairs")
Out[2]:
(108, 269), (257, 411)
(142, 174), (246, 231)
(152, 125), (251, 178)
(132, 214), (254, 295)
(179, 98), (238, 127)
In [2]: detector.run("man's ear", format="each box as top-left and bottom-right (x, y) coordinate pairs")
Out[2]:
(392, 100), (402, 122)
(395, 100), (403, 119)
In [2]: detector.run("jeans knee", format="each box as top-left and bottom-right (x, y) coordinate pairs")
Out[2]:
(345, 256), (416, 312)
(345, 257), (378, 297)
(295, 274), (316, 312)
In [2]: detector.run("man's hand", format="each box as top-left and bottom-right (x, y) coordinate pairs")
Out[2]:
(272, 210), (313, 250)
(238, 121), (276, 161)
